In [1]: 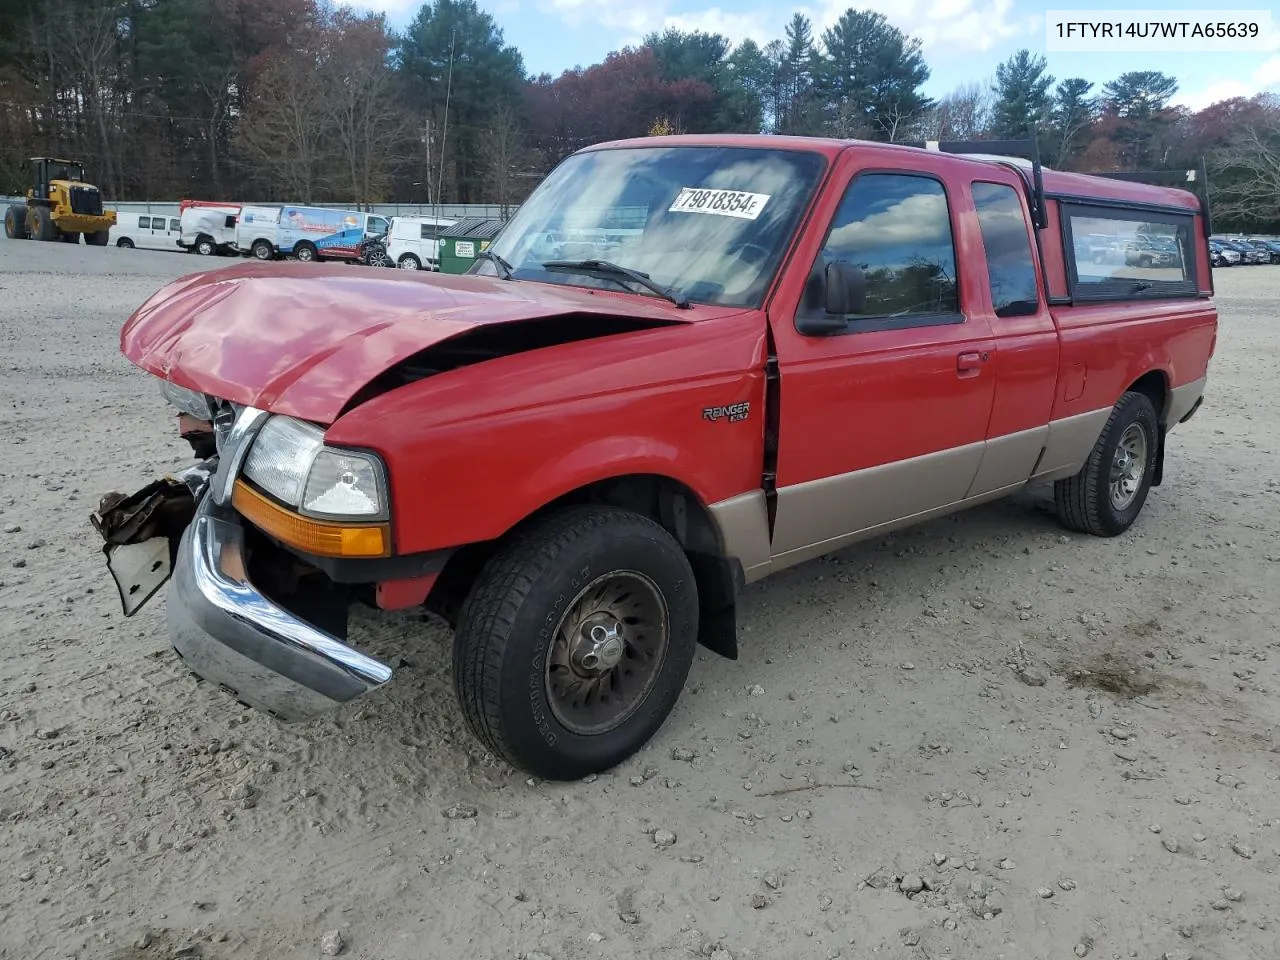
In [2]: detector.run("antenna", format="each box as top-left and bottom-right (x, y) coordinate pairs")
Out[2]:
(435, 25), (456, 225)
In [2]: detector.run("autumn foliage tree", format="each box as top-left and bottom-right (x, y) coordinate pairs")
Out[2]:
(1, 0), (1275, 233)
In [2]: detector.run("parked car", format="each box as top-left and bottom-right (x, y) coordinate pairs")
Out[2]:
(1124, 236), (1179, 268)
(358, 230), (394, 268)
(234, 206), (282, 260)
(274, 206), (389, 263)
(178, 206), (238, 256)
(385, 214), (456, 270)
(109, 212), (183, 252)
(1222, 238), (1268, 264)
(1243, 238), (1280, 263)
(91, 134), (1218, 781)
(1208, 238), (1240, 267)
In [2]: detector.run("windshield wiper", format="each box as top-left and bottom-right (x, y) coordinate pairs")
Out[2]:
(475, 249), (514, 279)
(541, 259), (690, 309)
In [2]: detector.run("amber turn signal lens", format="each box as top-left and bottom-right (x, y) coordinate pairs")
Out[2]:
(232, 479), (390, 558)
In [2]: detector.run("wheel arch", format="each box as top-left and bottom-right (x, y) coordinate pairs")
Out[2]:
(1122, 369), (1169, 487)
(427, 472), (742, 660)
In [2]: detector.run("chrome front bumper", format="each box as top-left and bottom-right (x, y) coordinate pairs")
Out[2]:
(167, 493), (393, 721)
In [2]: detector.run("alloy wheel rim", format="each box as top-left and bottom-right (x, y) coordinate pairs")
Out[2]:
(1109, 422), (1148, 510)
(544, 570), (670, 736)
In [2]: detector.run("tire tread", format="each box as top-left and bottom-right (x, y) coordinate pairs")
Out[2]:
(1054, 391), (1156, 537)
(452, 504), (686, 773)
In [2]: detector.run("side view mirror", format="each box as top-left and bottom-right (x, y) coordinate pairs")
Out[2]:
(796, 260), (867, 336)
(824, 261), (866, 315)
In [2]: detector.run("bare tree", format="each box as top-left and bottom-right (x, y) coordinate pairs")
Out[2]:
(233, 54), (330, 202)
(1210, 113), (1280, 225)
(61, 1), (122, 196)
(479, 104), (527, 217)
(922, 80), (995, 141)
(324, 17), (412, 205)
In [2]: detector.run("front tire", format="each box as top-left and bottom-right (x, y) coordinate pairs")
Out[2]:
(452, 505), (699, 780)
(1054, 391), (1159, 537)
(29, 207), (56, 241)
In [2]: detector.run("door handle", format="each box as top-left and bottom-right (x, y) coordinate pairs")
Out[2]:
(957, 351), (983, 375)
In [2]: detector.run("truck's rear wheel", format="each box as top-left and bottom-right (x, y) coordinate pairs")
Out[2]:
(294, 241), (318, 262)
(452, 504), (699, 780)
(60, 231), (80, 244)
(4, 205), (28, 239)
(398, 254), (421, 270)
(251, 240), (273, 260)
(116, 237), (134, 249)
(1054, 391), (1159, 537)
(195, 235), (216, 256)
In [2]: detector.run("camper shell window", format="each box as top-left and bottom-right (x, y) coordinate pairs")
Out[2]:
(1058, 200), (1198, 303)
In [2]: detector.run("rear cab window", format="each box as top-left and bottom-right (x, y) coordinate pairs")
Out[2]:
(970, 181), (1041, 317)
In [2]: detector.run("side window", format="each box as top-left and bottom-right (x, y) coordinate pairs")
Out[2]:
(138, 216), (151, 229)
(810, 172), (960, 327)
(225, 215), (236, 228)
(170, 219), (180, 232)
(971, 181), (1040, 317)
(1062, 203), (1197, 300)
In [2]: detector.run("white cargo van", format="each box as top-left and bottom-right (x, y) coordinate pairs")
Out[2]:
(179, 206), (238, 256)
(110, 212), (183, 252)
(234, 206), (282, 260)
(386, 215), (455, 270)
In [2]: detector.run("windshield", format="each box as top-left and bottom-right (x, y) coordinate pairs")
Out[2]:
(473, 145), (827, 308)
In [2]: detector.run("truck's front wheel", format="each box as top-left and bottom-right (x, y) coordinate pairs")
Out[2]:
(1054, 390), (1159, 537)
(452, 504), (699, 780)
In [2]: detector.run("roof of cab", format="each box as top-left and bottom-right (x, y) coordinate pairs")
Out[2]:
(585, 133), (1202, 213)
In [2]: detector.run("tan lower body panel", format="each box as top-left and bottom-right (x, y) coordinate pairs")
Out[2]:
(707, 407), (1115, 582)
(965, 425), (1048, 498)
(706, 490), (772, 584)
(769, 441), (986, 559)
(1166, 376), (1206, 426)
(1028, 407), (1112, 483)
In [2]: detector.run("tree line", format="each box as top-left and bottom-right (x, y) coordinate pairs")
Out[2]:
(1, 0), (1277, 229)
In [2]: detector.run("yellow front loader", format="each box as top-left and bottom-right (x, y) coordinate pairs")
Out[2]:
(4, 157), (116, 245)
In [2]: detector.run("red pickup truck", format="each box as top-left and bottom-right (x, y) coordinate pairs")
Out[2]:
(92, 134), (1217, 780)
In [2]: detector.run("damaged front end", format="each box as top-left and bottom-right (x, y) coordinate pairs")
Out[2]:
(89, 386), (394, 723)
(90, 464), (211, 616)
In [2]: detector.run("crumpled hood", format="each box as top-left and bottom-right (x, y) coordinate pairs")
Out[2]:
(121, 260), (705, 423)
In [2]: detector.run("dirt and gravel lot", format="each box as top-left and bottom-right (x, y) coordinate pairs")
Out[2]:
(1, 239), (1278, 960)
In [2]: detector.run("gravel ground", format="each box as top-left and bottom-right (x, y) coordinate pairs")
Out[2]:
(1, 239), (1278, 960)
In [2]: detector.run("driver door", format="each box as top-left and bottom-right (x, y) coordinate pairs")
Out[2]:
(767, 153), (998, 568)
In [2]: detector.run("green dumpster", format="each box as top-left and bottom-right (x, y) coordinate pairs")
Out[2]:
(438, 217), (506, 274)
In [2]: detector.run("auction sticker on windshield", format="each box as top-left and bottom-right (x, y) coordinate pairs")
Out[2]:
(669, 187), (771, 220)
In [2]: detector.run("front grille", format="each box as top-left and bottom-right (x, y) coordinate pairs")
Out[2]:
(69, 187), (103, 216)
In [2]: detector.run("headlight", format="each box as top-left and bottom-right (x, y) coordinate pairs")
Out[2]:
(160, 379), (216, 421)
(242, 415), (388, 521)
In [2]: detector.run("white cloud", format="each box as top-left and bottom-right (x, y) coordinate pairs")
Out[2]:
(538, 0), (1032, 60)
(333, 0), (420, 14)
(1173, 57), (1280, 111)
(798, 0), (1031, 57)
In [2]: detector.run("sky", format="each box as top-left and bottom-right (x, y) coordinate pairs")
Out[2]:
(338, 0), (1280, 111)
